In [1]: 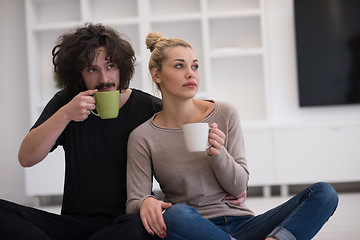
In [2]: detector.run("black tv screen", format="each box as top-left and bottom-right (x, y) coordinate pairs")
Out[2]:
(294, 0), (360, 106)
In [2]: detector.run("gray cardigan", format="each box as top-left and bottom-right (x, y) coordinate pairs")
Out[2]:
(126, 101), (254, 219)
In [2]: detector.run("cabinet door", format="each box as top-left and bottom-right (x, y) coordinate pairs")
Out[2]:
(25, 147), (65, 196)
(274, 126), (360, 184)
(243, 129), (275, 186)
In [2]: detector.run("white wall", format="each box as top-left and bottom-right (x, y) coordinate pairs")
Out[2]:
(0, 0), (32, 204)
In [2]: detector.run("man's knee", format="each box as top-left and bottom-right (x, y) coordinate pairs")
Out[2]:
(89, 214), (156, 240)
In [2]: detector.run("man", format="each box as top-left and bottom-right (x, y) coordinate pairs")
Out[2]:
(0, 23), (162, 239)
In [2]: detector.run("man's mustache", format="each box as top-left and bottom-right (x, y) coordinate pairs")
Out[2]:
(95, 82), (116, 90)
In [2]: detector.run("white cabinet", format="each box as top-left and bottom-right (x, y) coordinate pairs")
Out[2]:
(274, 125), (360, 184)
(24, 147), (65, 196)
(24, 0), (268, 196)
(243, 127), (275, 186)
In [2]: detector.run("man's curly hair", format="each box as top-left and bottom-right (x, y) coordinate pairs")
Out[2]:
(52, 23), (136, 98)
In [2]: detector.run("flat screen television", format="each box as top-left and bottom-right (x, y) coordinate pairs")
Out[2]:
(294, 0), (360, 107)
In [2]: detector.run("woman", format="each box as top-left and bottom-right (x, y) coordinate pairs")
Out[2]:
(126, 32), (338, 240)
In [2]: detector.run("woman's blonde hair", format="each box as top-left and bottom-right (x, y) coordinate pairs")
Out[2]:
(146, 31), (192, 73)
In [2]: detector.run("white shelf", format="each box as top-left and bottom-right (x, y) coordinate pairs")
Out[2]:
(209, 16), (262, 49)
(210, 47), (263, 58)
(88, 0), (138, 21)
(150, 13), (202, 23)
(207, 0), (260, 12)
(30, 0), (81, 25)
(99, 18), (140, 26)
(211, 55), (266, 121)
(31, 21), (84, 31)
(149, 0), (201, 16)
(208, 9), (261, 18)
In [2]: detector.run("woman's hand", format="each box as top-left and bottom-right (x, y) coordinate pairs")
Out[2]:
(140, 197), (172, 238)
(206, 123), (226, 156)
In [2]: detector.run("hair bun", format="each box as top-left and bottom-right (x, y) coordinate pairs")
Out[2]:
(146, 32), (165, 52)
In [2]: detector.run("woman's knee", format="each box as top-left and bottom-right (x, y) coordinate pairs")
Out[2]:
(312, 182), (339, 211)
(164, 204), (194, 217)
(163, 204), (200, 223)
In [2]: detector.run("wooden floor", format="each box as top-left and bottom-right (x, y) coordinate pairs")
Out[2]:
(39, 192), (360, 239)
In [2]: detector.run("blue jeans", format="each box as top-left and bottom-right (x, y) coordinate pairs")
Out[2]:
(163, 182), (338, 240)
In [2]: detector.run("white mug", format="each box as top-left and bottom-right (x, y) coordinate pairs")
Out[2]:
(182, 122), (210, 152)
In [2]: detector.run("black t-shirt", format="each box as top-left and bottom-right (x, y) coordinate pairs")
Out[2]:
(32, 89), (162, 221)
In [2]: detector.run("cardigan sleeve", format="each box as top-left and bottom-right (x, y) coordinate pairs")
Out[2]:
(126, 123), (155, 214)
(208, 102), (249, 197)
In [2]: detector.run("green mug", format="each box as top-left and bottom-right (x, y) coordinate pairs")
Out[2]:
(91, 90), (120, 119)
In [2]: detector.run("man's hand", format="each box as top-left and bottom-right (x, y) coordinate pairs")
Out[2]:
(140, 197), (172, 238)
(63, 89), (97, 122)
(224, 190), (247, 207)
(18, 89), (98, 167)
